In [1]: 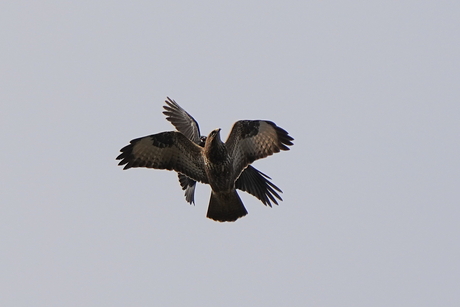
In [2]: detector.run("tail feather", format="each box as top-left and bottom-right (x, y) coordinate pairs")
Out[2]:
(206, 190), (247, 222)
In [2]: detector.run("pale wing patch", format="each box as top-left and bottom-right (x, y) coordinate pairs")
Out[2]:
(225, 120), (293, 184)
(117, 132), (209, 183)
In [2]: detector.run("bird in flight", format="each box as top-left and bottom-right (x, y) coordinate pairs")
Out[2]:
(116, 98), (293, 222)
(162, 97), (284, 207)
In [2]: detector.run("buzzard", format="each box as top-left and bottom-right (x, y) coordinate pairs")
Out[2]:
(117, 99), (293, 222)
(162, 97), (283, 207)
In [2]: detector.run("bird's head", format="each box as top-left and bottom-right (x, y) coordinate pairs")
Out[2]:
(207, 128), (221, 142)
(205, 128), (222, 149)
(199, 136), (207, 147)
(204, 128), (227, 162)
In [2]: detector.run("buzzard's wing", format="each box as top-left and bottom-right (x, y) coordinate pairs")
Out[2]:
(162, 97), (202, 204)
(226, 120), (293, 182)
(163, 97), (201, 143)
(117, 131), (208, 184)
(235, 165), (282, 207)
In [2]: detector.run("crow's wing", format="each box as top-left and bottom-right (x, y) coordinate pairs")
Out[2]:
(163, 97), (201, 143)
(162, 98), (202, 204)
(235, 166), (282, 207)
(178, 174), (197, 204)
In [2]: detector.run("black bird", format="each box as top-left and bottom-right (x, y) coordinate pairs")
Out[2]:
(162, 97), (284, 207)
(117, 99), (293, 222)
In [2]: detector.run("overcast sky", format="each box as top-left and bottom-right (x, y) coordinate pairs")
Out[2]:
(1, 1), (459, 306)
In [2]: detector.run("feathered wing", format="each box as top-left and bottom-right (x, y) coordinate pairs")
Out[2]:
(163, 98), (202, 204)
(163, 97), (201, 143)
(226, 120), (294, 183)
(235, 166), (282, 207)
(178, 175), (197, 204)
(116, 131), (208, 184)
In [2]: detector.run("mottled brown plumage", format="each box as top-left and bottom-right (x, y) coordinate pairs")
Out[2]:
(162, 97), (283, 207)
(117, 99), (293, 222)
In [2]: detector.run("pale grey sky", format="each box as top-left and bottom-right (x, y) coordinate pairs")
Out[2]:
(1, 1), (459, 306)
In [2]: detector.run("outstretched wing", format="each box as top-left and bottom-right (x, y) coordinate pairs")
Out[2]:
(226, 120), (293, 182)
(177, 174), (197, 204)
(116, 131), (208, 184)
(163, 97), (201, 143)
(235, 165), (282, 207)
(163, 97), (202, 204)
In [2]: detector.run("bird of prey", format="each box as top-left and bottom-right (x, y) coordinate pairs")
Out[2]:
(162, 97), (283, 207)
(117, 99), (293, 222)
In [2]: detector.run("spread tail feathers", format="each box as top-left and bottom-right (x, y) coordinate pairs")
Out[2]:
(206, 190), (247, 222)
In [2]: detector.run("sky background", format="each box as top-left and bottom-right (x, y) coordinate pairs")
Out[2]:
(1, 1), (459, 306)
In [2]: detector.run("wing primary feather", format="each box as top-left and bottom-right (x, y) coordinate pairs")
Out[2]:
(116, 132), (208, 183)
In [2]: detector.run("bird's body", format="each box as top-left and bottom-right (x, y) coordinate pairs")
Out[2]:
(202, 128), (248, 221)
(117, 98), (293, 222)
(162, 98), (284, 207)
(204, 129), (232, 191)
